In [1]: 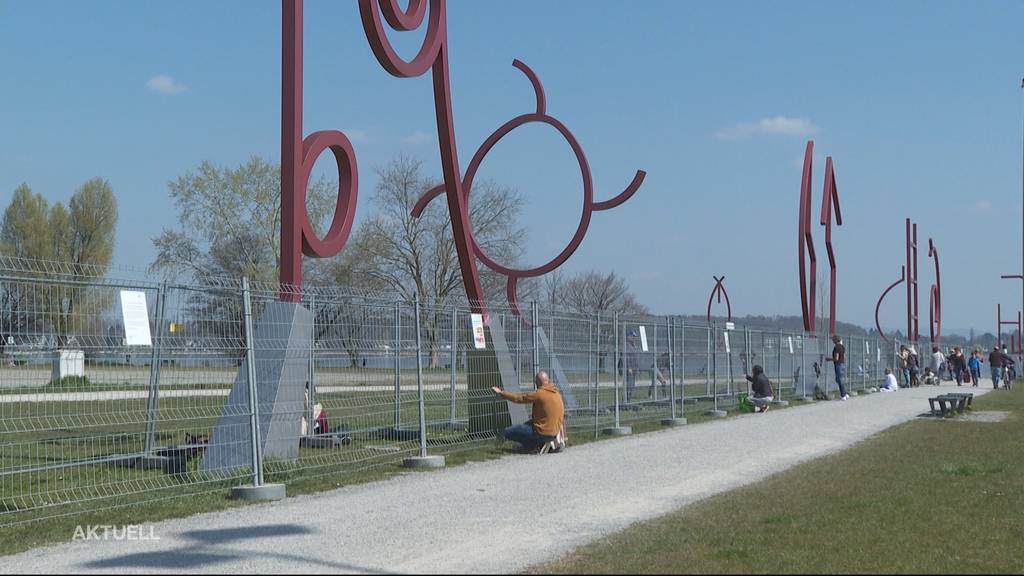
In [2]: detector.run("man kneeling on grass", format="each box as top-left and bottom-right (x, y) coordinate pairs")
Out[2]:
(744, 365), (774, 413)
(492, 370), (565, 454)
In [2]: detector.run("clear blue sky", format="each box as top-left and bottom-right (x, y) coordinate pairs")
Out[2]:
(1, 0), (1022, 334)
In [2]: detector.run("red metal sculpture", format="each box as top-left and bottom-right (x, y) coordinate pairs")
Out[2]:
(277, 0), (645, 313)
(905, 219), (920, 341)
(997, 304), (1022, 353)
(798, 141), (843, 334)
(875, 218), (930, 343)
(409, 58), (644, 316)
(706, 276), (732, 325)
(927, 238), (941, 344)
(797, 141), (816, 332)
(874, 266), (905, 343)
(819, 156), (842, 336)
(279, 0), (360, 300)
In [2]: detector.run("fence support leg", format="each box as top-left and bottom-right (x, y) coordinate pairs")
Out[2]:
(662, 315), (686, 426)
(603, 312), (631, 436)
(142, 282), (166, 459)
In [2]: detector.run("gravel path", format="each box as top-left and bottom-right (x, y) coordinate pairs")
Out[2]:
(2, 382), (992, 574)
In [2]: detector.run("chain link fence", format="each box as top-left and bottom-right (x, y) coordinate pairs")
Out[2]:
(0, 259), (955, 526)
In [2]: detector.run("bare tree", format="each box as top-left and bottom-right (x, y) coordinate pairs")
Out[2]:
(351, 156), (525, 366)
(561, 270), (649, 316)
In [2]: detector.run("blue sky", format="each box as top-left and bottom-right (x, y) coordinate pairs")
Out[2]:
(1, 0), (1022, 334)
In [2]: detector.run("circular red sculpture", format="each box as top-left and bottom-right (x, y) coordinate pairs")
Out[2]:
(411, 59), (644, 315)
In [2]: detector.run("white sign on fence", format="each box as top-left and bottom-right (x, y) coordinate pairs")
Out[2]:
(639, 326), (649, 352)
(120, 290), (152, 346)
(724, 332), (731, 353)
(470, 313), (487, 350)
(788, 336), (794, 354)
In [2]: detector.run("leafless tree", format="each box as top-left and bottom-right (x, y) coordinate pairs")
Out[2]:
(350, 155), (526, 367)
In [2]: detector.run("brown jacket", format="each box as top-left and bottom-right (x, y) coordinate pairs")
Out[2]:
(497, 383), (565, 437)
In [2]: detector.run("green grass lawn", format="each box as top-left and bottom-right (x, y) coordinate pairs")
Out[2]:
(531, 382), (1024, 575)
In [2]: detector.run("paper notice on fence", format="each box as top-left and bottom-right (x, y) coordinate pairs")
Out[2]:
(120, 290), (152, 346)
(788, 336), (794, 354)
(471, 313), (486, 349)
(639, 326), (649, 352)
(723, 332), (731, 353)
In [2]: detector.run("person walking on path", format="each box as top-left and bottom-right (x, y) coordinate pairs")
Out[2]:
(931, 346), (946, 381)
(946, 347), (967, 387)
(744, 364), (774, 413)
(493, 370), (566, 454)
(967, 351), (983, 388)
(988, 346), (1004, 389)
(825, 335), (849, 400)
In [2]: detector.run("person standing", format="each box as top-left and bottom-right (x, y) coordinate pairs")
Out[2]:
(899, 346), (911, 387)
(989, 346), (1004, 389)
(946, 347), (966, 387)
(907, 346), (920, 387)
(931, 346), (946, 381)
(967, 351), (983, 388)
(825, 335), (849, 400)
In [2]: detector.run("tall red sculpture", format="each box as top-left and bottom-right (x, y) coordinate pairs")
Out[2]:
(279, 0), (360, 301)
(819, 156), (843, 336)
(927, 238), (941, 344)
(278, 0), (645, 315)
(797, 142), (817, 332)
(875, 218), (937, 344)
(797, 141), (842, 334)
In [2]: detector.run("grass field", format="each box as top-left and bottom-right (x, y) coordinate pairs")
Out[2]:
(531, 382), (1024, 575)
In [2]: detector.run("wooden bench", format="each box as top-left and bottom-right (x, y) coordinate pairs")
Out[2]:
(928, 395), (970, 416)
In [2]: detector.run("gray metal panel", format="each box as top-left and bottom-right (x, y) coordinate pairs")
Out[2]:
(535, 326), (578, 410)
(202, 302), (312, 473)
(487, 315), (530, 425)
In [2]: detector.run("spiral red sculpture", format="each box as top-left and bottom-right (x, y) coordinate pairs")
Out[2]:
(277, 0), (645, 314)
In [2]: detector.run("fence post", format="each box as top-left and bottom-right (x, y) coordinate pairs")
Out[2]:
(306, 293), (316, 438)
(532, 301), (540, 376)
(591, 314), (598, 438)
(404, 297), (445, 468)
(602, 311), (630, 435)
(393, 302), (401, 430)
(679, 317), (686, 411)
(243, 277), (264, 487)
(662, 315), (685, 426)
(706, 323), (712, 398)
(706, 323), (726, 417)
(449, 305), (457, 428)
(142, 281), (166, 456)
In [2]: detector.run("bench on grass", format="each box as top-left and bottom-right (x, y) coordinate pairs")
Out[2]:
(928, 394), (972, 417)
